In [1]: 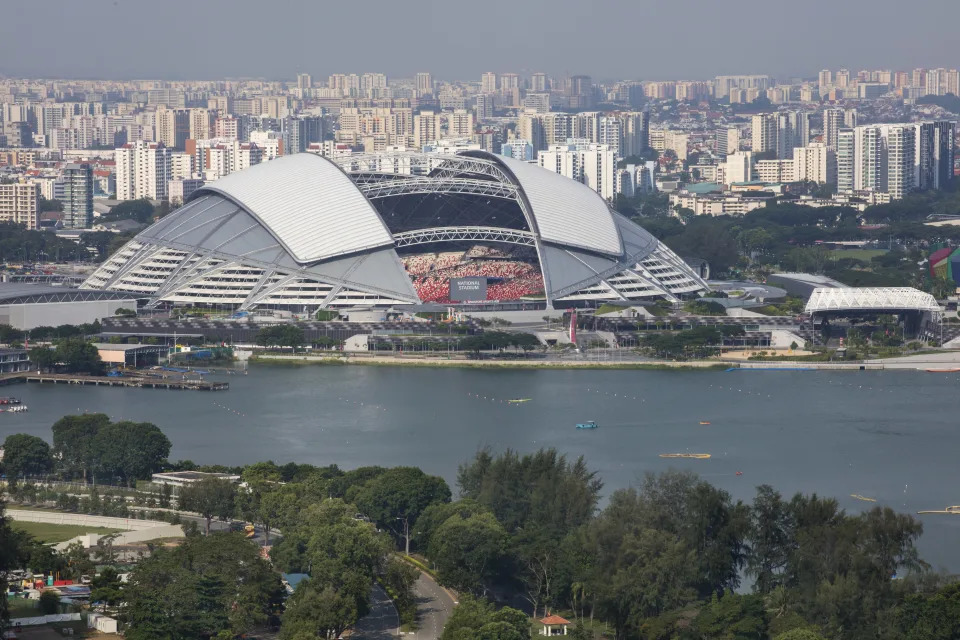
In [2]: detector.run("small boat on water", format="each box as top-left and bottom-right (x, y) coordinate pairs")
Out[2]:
(699, 421), (711, 425)
(508, 398), (532, 403)
(925, 368), (960, 373)
(2, 405), (27, 413)
(660, 453), (711, 459)
(576, 421), (598, 430)
(0, 397), (22, 405)
(850, 494), (876, 502)
(917, 505), (960, 515)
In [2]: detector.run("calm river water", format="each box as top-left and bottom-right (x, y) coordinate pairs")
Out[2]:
(3, 365), (960, 571)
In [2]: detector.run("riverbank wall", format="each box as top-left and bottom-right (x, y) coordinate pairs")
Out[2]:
(252, 353), (960, 371)
(251, 354), (727, 370)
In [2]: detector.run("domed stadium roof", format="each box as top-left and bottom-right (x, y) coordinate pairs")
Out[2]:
(82, 152), (707, 310)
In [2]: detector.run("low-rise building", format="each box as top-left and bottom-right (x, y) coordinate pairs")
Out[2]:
(151, 471), (241, 487)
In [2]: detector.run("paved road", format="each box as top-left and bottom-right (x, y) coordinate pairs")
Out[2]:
(411, 572), (456, 640)
(351, 584), (399, 639)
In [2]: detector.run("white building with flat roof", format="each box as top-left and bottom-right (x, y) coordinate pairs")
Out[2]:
(115, 140), (171, 201)
(0, 182), (39, 229)
(793, 143), (836, 184)
(538, 141), (617, 200)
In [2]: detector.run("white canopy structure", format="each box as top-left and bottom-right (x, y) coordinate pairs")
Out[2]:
(805, 287), (941, 315)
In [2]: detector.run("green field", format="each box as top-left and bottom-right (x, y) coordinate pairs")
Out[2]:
(10, 520), (122, 543)
(831, 249), (888, 261)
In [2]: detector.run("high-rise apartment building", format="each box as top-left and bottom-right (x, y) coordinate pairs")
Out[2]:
(170, 152), (194, 180)
(663, 131), (689, 162)
(596, 118), (622, 158)
(915, 121), (956, 191)
(793, 143), (837, 185)
(284, 116), (324, 155)
(475, 94), (494, 121)
(542, 113), (573, 147)
(847, 124), (916, 199)
(188, 108), (214, 142)
(751, 114), (778, 154)
(531, 72), (548, 92)
(713, 75), (772, 99)
(884, 125), (916, 200)
(115, 141), (172, 201)
(413, 111), (439, 148)
(754, 159), (794, 183)
(619, 112), (650, 157)
(724, 151), (753, 184)
(214, 116), (239, 140)
(518, 113), (547, 152)
(500, 139), (534, 161)
(248, 131), (282, 160)
(818, 70), (833, 88)
(836, 130), (855, 192)
(717, 127), (740, 155)
(447, 110), (475, 139)
(522, 93), (551, 114)
(835, 69), (850, 88)
(61, 163), (94, 229)
(155, 106), (190, 150)
(190, 139), (263, 180)
(912, 69), (927, 91)
(538, 142), (617, 200)
(416, 72), (433, 96)
(500, 73), (520, 91)
(297, 73), (312, 90)
(823, 108), (857, 149)
(481, 72), (498, 94)
(568, 75), (594, 109)
(0, 182), (39, 229)
(777, 111), (810, 159)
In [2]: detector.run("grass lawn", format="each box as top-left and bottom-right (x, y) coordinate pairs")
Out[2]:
(8, 596), (40, 617)
(10, 520), (122, 543)
(831, 249), (888, 261)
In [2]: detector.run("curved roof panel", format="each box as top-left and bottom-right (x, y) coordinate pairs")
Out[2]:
(494, 154), (622, 256)
(194, 154), (394, 264)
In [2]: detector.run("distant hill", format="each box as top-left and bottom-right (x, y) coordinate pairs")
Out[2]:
(916, 93), (960, 114)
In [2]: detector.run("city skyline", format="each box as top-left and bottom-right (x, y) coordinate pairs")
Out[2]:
(2, 0), (960, 81)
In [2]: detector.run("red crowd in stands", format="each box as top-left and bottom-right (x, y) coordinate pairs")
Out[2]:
(402, 249), (544, 303)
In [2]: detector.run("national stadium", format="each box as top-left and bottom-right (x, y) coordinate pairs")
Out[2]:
(81, 151), (708, 311)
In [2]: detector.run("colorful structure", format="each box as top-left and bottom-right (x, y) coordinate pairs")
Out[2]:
(930, 247), (960, 282)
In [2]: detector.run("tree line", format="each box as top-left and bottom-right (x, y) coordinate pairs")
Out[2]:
(5, 437), (960, 639)
(1, 413), (171, 485)
(166, 450), (960, 639)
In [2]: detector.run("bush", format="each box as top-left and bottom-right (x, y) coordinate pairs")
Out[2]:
(38, 589), (61, 614)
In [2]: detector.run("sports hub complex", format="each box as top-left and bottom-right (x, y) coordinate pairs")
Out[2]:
(81, 151), (708, 312)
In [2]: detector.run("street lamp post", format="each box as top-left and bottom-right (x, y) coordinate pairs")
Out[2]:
(396, 515), (410, 555)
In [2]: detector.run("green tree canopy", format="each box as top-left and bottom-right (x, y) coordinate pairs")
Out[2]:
(429, 510), (506, 595)
(54, 338), (106, 375)
(96, 421), (171, 485)
(2, 433), (53, 479)
(178, 477), (237, 535)
(350, 466), (451, 551)
(51, 413), (111, 482)
(124, 532), (282, 640)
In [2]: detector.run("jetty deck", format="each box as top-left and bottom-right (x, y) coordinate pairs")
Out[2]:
(0, 372), (227, 391)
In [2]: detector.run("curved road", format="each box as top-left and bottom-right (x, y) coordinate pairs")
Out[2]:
(411, 571), (456, 640)
(351, 584), (400, 639)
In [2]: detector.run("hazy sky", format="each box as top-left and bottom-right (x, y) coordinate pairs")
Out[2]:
(2, 0), (959, 82)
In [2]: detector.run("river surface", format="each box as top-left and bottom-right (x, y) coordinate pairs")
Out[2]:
(3, 364), (960, 572)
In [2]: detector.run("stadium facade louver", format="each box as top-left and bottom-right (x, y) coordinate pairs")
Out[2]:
(81, 151), (707, 310)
